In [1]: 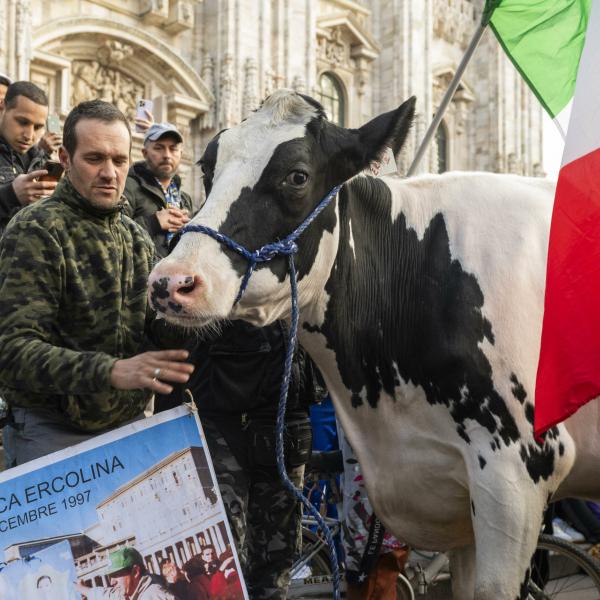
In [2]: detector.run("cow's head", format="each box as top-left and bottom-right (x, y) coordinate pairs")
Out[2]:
(149, 89), (415, 329)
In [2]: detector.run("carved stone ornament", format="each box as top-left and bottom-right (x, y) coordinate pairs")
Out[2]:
(318, 27), (346, 67)
(71, 60), (145, 121)
(96, 40), (134, 66)
(219, 53), (236, 128)
(242, 58), (259, 117)
(140, 0), (169, 25)
(201, 53), (216, 130)
(433, 0), (476, 49)
(291, 75), (306, 94)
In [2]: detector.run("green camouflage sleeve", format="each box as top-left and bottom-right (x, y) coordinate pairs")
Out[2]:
(0, 219), (116, 394)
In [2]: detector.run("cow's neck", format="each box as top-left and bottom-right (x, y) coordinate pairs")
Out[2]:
(300, 175), (521, 442)
(301, 175), (441, 409)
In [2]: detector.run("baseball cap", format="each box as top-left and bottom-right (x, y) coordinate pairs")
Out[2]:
(0, 73), (12, 86)
(144, 122), (183, 144)
(106, 547), (144, 576)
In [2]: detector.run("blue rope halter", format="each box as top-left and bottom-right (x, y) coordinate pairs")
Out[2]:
(179, 184), (342, 599)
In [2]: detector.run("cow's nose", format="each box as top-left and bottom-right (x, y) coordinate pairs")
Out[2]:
(148, 273), (203, 312)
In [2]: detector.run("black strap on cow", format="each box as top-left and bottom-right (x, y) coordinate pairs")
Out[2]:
(346, 515), (386, 586)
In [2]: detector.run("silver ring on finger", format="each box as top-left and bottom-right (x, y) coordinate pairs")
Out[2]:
(153, 367), (161, 378)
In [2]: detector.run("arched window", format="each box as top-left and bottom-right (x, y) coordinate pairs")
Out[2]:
(436, 122), (448, 173)
(317, 72), (345, 126)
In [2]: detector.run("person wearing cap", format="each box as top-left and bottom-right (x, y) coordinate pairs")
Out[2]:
(123, 122), (193, 258)
(76, 547), (178, 600)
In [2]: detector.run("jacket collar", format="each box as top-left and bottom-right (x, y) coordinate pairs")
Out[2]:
(0, 134), (44, 165)
(132, 160), (182, 191)
(54, 177), (125, 220)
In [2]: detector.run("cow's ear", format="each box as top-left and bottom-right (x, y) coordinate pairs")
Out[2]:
(358, 96), (416, 167)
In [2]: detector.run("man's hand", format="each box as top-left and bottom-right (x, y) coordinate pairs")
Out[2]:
(110, 349), (194, 395)
(134, 109), (154, 133)
(38, 131), (62, 155)
(12, 171), (58, 206)
(156, 207), (190, 232)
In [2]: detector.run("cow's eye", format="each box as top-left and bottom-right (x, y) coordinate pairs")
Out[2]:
(285, 170), (309, 187)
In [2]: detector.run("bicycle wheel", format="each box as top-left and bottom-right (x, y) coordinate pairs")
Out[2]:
(528, 533), (600, 599)
(290, 527), (333, 583)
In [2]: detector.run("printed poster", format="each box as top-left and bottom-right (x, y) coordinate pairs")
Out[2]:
(0, 405), (248, 600)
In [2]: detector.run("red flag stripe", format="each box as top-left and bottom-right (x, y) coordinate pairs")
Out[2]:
(535, 146), (600, 437)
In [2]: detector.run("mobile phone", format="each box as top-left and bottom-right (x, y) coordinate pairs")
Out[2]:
(46, 114), (61, 135)
(135, 99), (153, 133)
(39, 160), (64, 183)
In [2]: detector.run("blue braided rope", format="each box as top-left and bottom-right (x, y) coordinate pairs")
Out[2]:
(180, 185), (342, 599)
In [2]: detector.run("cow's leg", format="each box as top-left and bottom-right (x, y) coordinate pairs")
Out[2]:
(448, 545), (476, 599)
(469, 472), (545, 600)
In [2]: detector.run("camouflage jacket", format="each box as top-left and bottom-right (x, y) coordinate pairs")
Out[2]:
(0, 177), (155, 431)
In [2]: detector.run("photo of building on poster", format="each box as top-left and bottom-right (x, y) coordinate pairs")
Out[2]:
(0, 406), (248, 600)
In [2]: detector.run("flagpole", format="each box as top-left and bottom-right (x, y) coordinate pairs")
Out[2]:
(407, 19), (489, 176)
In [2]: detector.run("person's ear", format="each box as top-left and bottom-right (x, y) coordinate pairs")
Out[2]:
(142, 145), (148, 159)
(58, 146), (70, 171)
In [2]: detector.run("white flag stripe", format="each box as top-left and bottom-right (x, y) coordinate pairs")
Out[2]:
(553, 101), (572, 141)
(562, 0), (600, 167)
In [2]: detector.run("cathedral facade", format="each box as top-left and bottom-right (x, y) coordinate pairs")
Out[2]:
(0, 0), (544, 201)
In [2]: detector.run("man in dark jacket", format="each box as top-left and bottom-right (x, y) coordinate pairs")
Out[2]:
(123, 122), (194, 258)
(157, 320), (324, 600)
(0, 81), (58, 234)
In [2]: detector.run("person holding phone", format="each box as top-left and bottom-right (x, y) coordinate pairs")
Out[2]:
(0, 81), (56, 235)
(37, 113), (62, 157)
(123, 122), (193, 258)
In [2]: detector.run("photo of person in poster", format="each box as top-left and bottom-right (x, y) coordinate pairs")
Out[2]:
(0, 540), (78, 600)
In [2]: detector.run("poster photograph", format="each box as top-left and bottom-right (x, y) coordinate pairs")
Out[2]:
(0, 405), (248, 600)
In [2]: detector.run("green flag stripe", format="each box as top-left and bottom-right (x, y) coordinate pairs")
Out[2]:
(488, 0), (591, 118)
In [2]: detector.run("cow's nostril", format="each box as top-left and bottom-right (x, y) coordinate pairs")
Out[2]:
(173, 275), (200, 298)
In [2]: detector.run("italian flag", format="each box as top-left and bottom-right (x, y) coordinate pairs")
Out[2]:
(485, 0), (599, 437)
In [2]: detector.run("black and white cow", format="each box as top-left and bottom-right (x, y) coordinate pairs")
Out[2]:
(148, 90), (600, 599)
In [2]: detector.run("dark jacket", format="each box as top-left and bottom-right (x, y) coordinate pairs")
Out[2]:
(0, 135), (47, 234)
(123, 160), (194, 258)
(155, 319), (325, 470)
(0, 177), (155, 431)
(157, 320), (325, 419)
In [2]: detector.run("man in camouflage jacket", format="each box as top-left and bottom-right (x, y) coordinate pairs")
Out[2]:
(0, 100), (193, 467)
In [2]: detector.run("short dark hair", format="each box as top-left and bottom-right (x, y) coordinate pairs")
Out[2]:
(0, 75), (11, 88)
(36, 575), (52, 588)
(4, 81), (48, 109)
(63, 100), (131, 156)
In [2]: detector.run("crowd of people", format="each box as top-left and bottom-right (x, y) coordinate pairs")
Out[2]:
(74, 546), (244, 600)
(0, 74), (319, 600)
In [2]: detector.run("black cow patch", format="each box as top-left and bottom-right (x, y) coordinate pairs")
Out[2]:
(478, 455), (487, 469)
(510, 373), (527, 404)
(304, 177), (557, 483)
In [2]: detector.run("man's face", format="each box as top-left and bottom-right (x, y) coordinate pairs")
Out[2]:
(142, 135), (183, 181)
(202, 547), (216, 563)
(161, 561), (178, 583)
(110, 565), (141, 598)
(0, 84), (8, 103)
(0, 95), (47, 154)
(59, 119), (130, 210)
